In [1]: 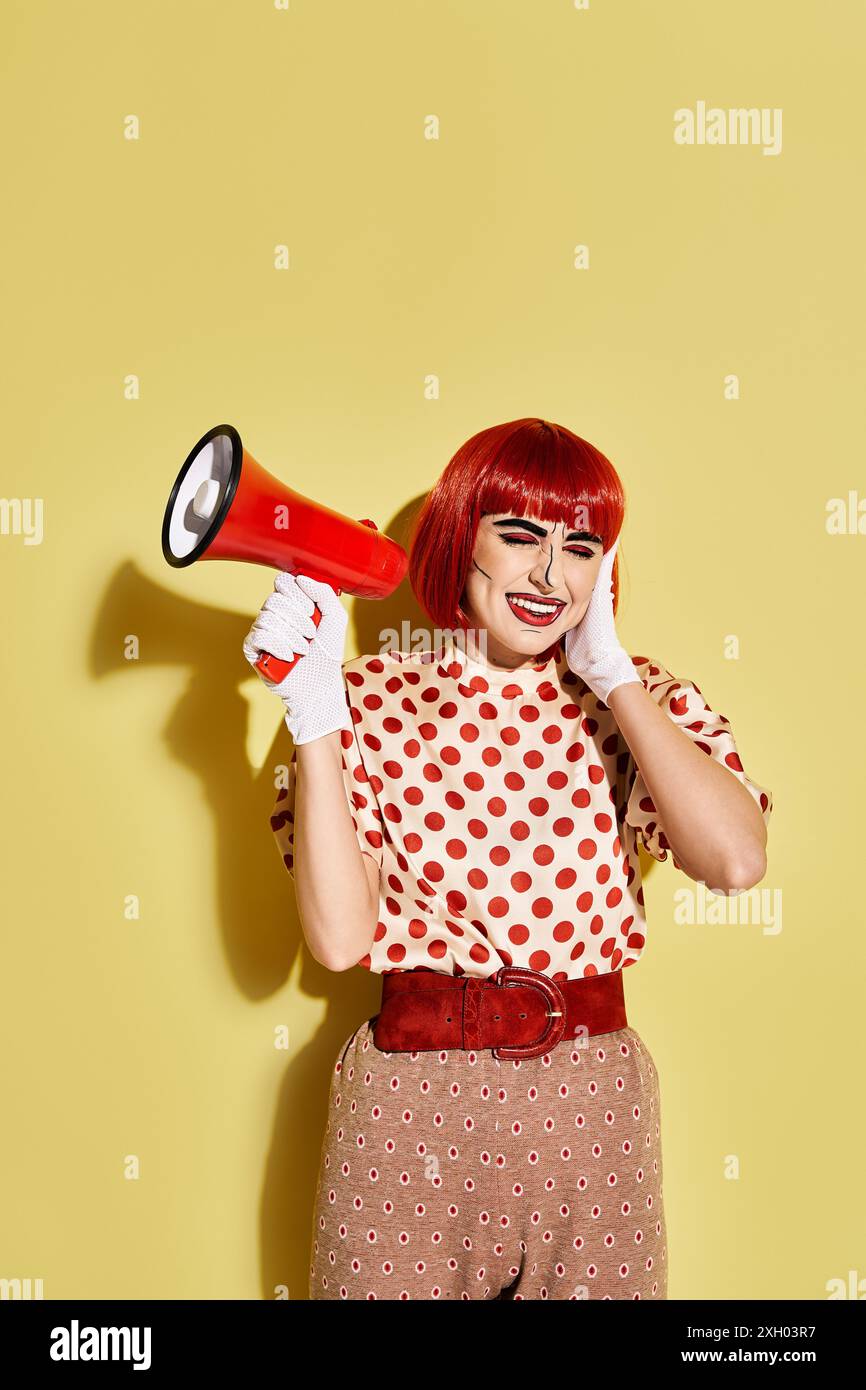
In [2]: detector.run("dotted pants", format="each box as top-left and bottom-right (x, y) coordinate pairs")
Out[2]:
(308, 1017), (667, 1300)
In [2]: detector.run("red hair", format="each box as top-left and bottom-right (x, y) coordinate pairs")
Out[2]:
(408, 418), (627, 631)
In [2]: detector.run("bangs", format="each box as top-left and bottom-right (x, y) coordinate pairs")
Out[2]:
(474, 422), (623, 545)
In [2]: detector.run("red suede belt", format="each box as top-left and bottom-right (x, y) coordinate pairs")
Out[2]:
(372, 965), (628, 1061)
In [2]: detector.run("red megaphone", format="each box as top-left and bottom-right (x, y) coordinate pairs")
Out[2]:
(161, 423), (408, 683)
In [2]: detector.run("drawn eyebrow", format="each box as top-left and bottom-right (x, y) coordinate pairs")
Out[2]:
(490, 517), (604, 545)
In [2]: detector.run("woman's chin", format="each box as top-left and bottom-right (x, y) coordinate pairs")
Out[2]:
(487, 621), (560, 657)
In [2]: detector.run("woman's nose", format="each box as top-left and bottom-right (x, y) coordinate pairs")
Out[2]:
(529, 544), (564, 591)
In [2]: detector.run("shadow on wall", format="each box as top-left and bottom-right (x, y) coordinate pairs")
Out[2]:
(91, 493), (430, 1300)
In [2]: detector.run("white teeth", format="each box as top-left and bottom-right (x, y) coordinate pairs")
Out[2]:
(508, 596), (562, 615)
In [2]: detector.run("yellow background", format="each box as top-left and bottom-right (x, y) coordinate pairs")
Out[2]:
(2, 0), (863, 1300)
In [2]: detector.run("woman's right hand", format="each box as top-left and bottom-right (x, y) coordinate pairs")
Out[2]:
(242, 572), (352, 745)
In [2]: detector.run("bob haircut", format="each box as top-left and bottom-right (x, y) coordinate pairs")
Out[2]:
(408, 417), (626, 632)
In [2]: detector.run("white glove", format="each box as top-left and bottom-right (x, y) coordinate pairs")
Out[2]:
(564, 539), (643, 706)
(242, 572), (352, 745)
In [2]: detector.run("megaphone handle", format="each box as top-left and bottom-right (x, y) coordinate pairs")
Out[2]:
(254, 604), (323, 684)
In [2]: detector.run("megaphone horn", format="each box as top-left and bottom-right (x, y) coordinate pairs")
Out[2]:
(162, 424), (408, 684)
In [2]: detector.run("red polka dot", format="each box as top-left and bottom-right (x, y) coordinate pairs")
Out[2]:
(333, 645), (673, 981)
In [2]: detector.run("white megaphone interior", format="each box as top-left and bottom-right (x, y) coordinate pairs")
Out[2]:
(169, 433), (234, 559)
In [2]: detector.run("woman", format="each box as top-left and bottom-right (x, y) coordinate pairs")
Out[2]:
(245, 417), (773, 1301)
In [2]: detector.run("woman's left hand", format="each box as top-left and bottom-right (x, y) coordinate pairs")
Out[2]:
(564, 539), (643, 705)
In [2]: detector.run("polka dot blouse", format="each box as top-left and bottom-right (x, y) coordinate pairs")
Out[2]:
(270, 635), (773, 979)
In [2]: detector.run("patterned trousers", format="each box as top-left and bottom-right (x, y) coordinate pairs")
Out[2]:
(308, 1015), (667, 1300)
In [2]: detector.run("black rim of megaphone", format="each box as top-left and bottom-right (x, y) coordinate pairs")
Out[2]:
(162, 423), (243, 567)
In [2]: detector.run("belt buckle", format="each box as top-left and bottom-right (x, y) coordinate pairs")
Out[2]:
(490, 965), (567, 1060)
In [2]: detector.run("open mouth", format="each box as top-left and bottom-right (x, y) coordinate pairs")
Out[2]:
(505, 592), (567, 627)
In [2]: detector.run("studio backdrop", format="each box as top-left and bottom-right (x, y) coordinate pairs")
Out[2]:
(1, 0), (863, 1301)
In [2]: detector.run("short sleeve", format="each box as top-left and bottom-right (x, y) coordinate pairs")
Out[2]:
(623, 658), (773, 865)
(269, 709), (385, 881)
